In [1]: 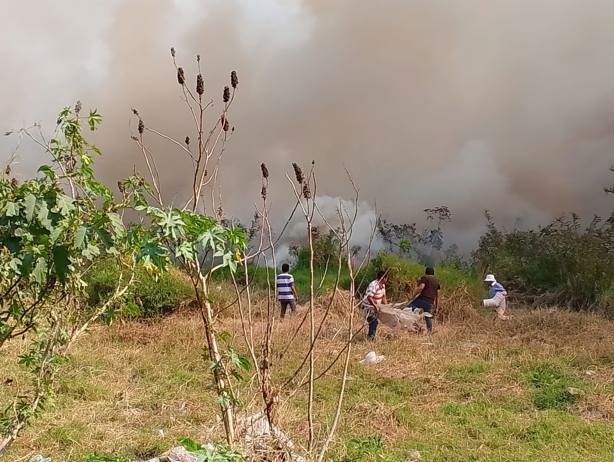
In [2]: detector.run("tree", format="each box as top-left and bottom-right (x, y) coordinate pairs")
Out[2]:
(0, 105), (145, 454)
(131, 49), (247, 444)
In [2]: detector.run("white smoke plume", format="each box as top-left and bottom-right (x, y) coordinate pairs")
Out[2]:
(2, 0), (614, 254)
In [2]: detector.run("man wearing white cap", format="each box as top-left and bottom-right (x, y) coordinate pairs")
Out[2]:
(483, 274), (510, 319)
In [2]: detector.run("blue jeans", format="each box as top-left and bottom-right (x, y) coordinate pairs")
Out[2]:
(367, 314), (379, 339)
(409, 297), (433, 332)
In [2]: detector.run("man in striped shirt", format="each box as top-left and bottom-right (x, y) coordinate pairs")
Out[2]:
(362, 270), (388, 340)
(276, 263), (298, 319)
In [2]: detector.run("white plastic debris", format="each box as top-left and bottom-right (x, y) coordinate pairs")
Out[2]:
(567, 387), (583, 396)
(29, 456), (52, 462)
(238, 412), (306, 462)
(359, 351), (385, 365)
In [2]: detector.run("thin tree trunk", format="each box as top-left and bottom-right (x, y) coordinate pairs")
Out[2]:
(307, 221), (316, 451)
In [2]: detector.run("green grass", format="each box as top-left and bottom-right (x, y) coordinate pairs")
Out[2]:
(446, 361), (491, 382)
(340, 435), (386, 461)
(79, 456), (129, 462)
(524, 363), (585, 410)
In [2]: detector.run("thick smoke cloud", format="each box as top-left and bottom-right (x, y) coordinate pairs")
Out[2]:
(2, 0), (613, 252)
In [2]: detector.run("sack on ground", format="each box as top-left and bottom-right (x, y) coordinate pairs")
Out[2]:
(377, 303), (424, 332)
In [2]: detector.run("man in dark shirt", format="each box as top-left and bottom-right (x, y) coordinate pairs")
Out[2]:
(408, 267), (441, 333)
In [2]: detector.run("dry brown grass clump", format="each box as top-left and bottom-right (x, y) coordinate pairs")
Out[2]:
(436, 283), (482, 323)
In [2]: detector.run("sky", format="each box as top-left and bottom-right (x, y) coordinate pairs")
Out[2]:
(1, 0), (613, 252)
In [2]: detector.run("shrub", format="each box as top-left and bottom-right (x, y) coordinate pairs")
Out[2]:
(473, 213), (614, 312)
(85, 259), (193, 317)
(358, 253), (482, 300)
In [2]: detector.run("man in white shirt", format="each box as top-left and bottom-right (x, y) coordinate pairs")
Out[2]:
(362, 270), (388, 340)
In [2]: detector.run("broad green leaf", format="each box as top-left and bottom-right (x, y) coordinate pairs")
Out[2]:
(107, 212), (124, 237)
(178, 437), (201, 452)
(52, 246), (70, 283)
(32, 257), (48, 284)
(17, 254), (33, 275)
(37, 201), (52, 230)
(37, 165), (56, 180)
(24, 193), (36, 222)
(137, 241), (168, 271)
(229, 350), (251, 371)
(5, 201), (19, 217)
(158, 210), (184, 240)
(54, 194), (74, 215)
(74, 226), (87, 248)
(175, 241), (195, 261)
(49, 225), (63, 244)
(95, 227), (114, 248)
(83, 244), (100, 259)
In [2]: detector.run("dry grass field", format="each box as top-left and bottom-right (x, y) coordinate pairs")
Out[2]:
(2, 305), (613, 461)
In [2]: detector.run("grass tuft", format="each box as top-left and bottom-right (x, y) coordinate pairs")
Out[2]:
(524, 363), (584, 410)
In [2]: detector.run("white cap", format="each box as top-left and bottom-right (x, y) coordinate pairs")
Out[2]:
(484, 274), (496, 282)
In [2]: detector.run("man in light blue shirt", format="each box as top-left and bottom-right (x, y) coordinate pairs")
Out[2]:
(482, 274), (510, 319)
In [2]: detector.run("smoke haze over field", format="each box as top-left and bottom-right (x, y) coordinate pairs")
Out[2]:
(2, 0), (613, 251)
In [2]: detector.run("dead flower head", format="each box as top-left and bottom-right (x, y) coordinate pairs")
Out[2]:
(177, 67), (185, 85)
(138, 119), (144, 135)
(231, 71), (238, 89)
(185, 136), (190, 145)
(261, 185), (267, 200)
(223, 86), (230, 103)
(170, 47), (176, 58)
(196, 74), (204, 95)
(292, 163), (304, 183)
(303, 183), (311, 199)
(260, 163), (269, 179)
(223, 119), (230, 132)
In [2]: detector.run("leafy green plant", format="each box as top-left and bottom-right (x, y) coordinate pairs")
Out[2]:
(0, 105), (147, 454)
(179, 438), (244, 462)
(131, 50), (249, 444)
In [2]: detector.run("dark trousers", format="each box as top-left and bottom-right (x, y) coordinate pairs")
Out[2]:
(409, 297), (433, 332)
(280, 300), (296, 318)
(367, 314), (379, 339)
